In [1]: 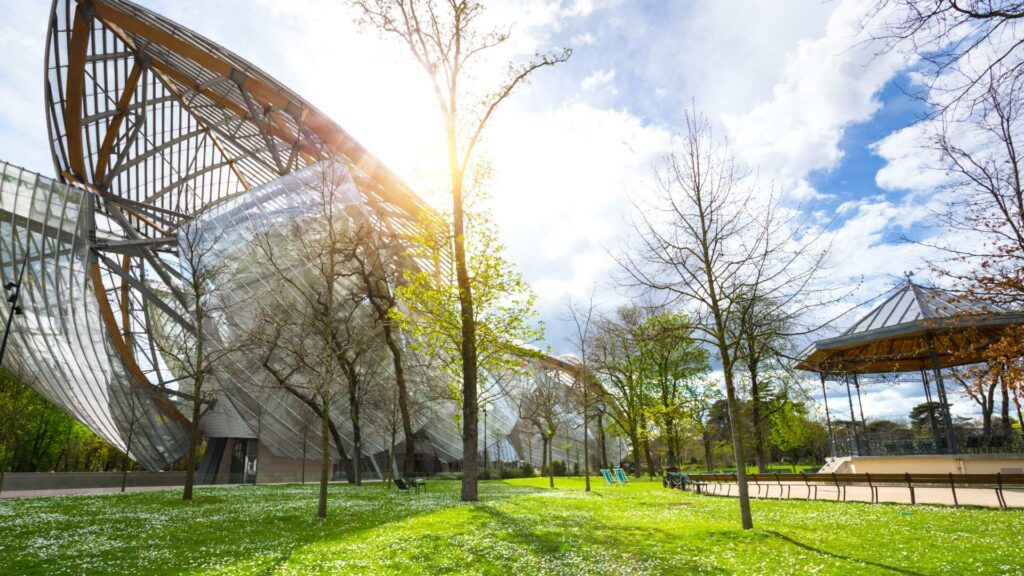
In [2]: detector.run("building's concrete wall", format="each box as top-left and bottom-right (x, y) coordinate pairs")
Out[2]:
(255, 440), (328, 484)
(0, 471), (186, 492)
(832, 454), (1024, 474)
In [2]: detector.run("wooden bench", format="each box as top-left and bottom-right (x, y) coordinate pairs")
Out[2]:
(675, 472), (1024, 508)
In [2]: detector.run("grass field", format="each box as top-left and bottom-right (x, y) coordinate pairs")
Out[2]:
(0, 477), (1020, 575)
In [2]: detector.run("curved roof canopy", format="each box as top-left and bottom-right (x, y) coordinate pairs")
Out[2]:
(796, 281), (1024, 374)
(21, 0), (433, 468)
(0, 0), (587, 472)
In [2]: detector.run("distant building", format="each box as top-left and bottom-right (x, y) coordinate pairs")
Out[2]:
(0, 0), (595, 481)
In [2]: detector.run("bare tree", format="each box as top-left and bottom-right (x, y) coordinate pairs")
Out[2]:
(365, 373), (407, 488)
(155, 218), (242, 502)
(922, 73), (1024, 407)
(517, 365), (567, 488)
(254, 311), (352, 484)
(351, 0), (570, 502)
(565, 292), (598, 492)
(732, 293), (805, 473)
(119, 385), (146, 493)
(616, 110), (833, 530)
(338, 218), (419, 476)
(866, 1), (1024, 116)
(867, 3), (1024, 435)
(252, 161), (366, 519)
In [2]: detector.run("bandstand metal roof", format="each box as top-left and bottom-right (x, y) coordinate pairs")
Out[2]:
(796, 281), (1024, 374)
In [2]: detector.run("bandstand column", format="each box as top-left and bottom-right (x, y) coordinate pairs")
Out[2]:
(926, 333), (958, 454)
(920, 369), (942, 451)
(820, 372), (836, 459)
(853, 373), (869, 455)
(844, 374), (860, 456)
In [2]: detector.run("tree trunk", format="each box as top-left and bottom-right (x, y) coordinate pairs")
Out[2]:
(182, 385), (201, 501)
(318, 394), (330, 519)
(643, 437), (656, 479)
(630, 434), (641, 478)
(0, 448), (8, 495)
(1000, 372), (1012, 441)
(1017, 399), (1024, 440)
(541, 435), (549, 473)
(348, 369), (362, 486)
(449, 156), (479, 503)
(301, 424), (307, 485)
(750, 367), (767, 473)
(664, 415), (678, 468)
(388, 430), (396, 488)
(982, 403), (993, 441)
(702, 428), (714, 471)
(723, 367), (753, 529)
(120, 424), (134, 493)
(583, 404), (591, 492)
(548, 435), (555, 488)
(597, 412), (608, 469)
(381, 322), (417, 477)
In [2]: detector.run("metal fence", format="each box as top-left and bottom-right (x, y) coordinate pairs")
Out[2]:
(833, 427), (1024, 457)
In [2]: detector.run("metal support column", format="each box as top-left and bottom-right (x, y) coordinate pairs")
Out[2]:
(926, 334), (958, 454)
(820, 372), (836, 459)
(853, 373), (869, 455)
(0, 233), (32, 368)
(845, 374), (860, 456)
(920, 369), (942, 451)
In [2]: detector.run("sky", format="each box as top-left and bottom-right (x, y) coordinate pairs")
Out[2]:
(0, 0), (982, 421)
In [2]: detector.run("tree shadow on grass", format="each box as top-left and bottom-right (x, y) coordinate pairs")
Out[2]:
(765, 530), (927, 576)
(249, 482), (547, 574)
(0, 481), (546, 576)
(475, 501), (732, 575)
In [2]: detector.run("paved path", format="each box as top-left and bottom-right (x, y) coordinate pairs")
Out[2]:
(697, 481), (1024, 508)
(0, 479), (386, 499)
(0, 485), (185, 499)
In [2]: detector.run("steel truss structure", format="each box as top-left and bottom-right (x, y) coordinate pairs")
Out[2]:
(0, 0), (595, 475)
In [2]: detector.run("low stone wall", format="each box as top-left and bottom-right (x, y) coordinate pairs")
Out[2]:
(0, 471), (186, 493)
(831, 454), (1024, 474)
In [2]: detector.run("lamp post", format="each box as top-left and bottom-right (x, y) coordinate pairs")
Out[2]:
(0, 241), (31, 369)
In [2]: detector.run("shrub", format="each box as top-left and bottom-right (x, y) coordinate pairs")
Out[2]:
(499, 467), (522, 479)
(521, 463), (535, 477)
(552, 460), (568, 477)
(573, 462), (580, 476)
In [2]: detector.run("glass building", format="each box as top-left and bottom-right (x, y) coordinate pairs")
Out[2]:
(0, 0), (601, 480)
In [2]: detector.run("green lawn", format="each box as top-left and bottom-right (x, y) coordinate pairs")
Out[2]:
(0, 477), (1020, 575)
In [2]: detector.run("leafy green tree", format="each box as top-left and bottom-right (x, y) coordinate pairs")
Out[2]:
(592, 305), (651, 478)
(769, 400), (828, 467)
(636, 310), (710, 468)
(352, 0), (569, 503)
(0, 370), (137, 490)
(683, 376), (723, 471)
(391, 206), (543, 454)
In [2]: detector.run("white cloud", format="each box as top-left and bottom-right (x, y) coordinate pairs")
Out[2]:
(570, 32), (596, 46)
(721, 0), (913, 188)
(580, 68), (616, 91)
(0, 1), (56, 173)
(873, 121), (948, 194)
